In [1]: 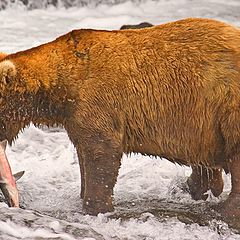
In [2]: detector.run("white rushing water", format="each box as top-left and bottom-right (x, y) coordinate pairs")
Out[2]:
(0, 0), (240, 239)
(0, 0), (145, 10)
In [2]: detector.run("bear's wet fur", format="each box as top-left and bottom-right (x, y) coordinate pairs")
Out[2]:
(119, 20), (224, 204)
(0, 18), (240, 216)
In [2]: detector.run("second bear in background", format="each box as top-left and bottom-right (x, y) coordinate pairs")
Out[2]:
(120, 22), (153, 30)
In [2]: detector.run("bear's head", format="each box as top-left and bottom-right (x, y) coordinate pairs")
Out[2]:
(0, 54), (21, 143)
(0, 121), (23, 144)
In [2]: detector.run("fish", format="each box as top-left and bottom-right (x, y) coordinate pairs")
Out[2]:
(0, 140), (24, 207)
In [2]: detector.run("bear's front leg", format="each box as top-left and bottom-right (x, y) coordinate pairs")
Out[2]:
(76, 148), (85, 199)
(77, 130), (123, 215)
(187, 166), (223, 200)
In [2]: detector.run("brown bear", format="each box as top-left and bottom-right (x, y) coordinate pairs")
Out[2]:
(0, 18), (239, 216)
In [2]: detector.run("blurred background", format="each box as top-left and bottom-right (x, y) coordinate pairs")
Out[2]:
(2, 0), (157, 10)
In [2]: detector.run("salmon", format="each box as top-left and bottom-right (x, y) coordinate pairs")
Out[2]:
(0, 140), (24, 207)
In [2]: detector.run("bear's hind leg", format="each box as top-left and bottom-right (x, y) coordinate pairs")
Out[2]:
(187, 166), (223, 200)
(221, 157), (240, 217)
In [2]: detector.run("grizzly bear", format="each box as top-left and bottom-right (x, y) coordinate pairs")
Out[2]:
(0, 18), (239, 216)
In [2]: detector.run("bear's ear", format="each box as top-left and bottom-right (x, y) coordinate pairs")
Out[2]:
(0, 60), (17, 86)
(0, 52), (7, 61)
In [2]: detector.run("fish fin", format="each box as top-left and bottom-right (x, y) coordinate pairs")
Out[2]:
(0, 140), (7, 150)
(13, 171), (25, 181)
